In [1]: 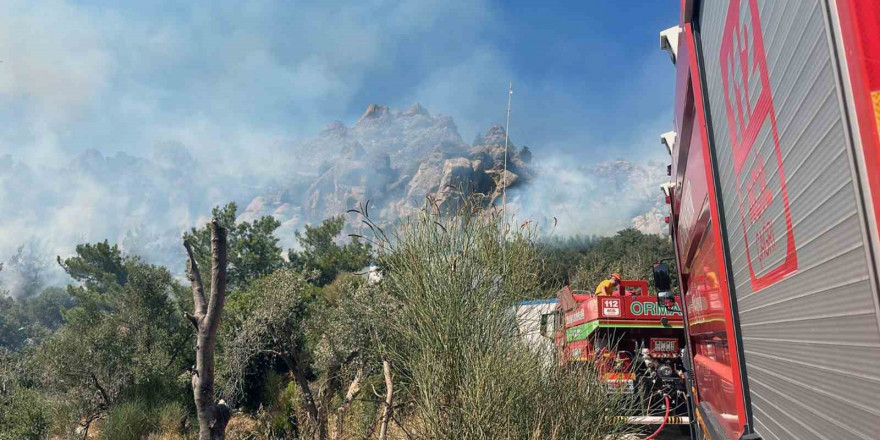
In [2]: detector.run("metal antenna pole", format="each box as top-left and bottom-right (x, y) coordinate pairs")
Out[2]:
(502, 82), (512, 222)
(501, 82), (512, 277)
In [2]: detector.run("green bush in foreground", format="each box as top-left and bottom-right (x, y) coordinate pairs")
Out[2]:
(365, 200), (637, 440)
(0, 385), (50, 440)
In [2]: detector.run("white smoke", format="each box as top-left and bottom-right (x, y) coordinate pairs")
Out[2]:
(0, 0), (676, 297)
(0, 139), (672, 298)
(508, 155), (668, 237)
(0, 147), (268, 297)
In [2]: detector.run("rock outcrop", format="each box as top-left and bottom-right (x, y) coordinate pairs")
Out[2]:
(240, 104), (533, 234)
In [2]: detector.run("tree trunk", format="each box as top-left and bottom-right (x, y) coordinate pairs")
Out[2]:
(315, 354), (347, 440)
(185, 219), (231, 440)
(379, 361), (393, 440)
(283, 352), (320, 437)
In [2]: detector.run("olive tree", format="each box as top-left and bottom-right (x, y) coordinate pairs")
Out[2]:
(315, 273), (396, 440)
(39, 248), (190, 438)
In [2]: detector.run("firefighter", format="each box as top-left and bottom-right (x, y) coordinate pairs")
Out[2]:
(595, 273), (621, 296)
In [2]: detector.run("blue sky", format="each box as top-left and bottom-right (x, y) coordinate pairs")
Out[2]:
(0, 0), (679, 170)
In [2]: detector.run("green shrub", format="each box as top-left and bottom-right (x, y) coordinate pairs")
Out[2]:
(262, 370), (286, 409)
(278, 380), (299, 424)
(253, 372), (299, 439)
(47, 400), (79, 440)
(101, 400), (156, 440)
(0, 385), (50, 440)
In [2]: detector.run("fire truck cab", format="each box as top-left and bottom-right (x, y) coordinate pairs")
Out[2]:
(554, 281), (690, 432)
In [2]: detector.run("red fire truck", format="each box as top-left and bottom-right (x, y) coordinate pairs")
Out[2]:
(659, 1), (880, 439)
(554, 281), (690, 435)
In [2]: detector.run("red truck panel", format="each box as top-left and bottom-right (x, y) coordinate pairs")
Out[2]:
(671, 1), (880, 439)
(671, 22), (749, 439)
(837, 0), (880, 268)
(565, 295), (684, 326)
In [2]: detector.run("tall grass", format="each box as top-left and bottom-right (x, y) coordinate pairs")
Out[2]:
(361, 199), (636, 440)
(101, 400), (156, 440)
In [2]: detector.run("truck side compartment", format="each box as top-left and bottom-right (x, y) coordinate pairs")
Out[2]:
(666, 0), (880, 439)
(669, 21), (748, 439)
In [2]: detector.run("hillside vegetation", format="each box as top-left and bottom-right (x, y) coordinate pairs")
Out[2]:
(0, 201), (672, 440)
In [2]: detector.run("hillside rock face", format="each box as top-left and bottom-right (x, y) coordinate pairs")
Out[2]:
(294, 103), (467, 175)
(238, 105), (667, 240)
(240, 104), (531, 234)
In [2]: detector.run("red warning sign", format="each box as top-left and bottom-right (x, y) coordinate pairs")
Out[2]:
(719, 0), (798, 291)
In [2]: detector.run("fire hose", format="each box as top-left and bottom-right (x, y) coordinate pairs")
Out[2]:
(641, 395), (670, 440)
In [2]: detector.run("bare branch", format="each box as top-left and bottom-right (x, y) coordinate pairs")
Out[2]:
(361, 412), (381, 440)
(392, 413), (414, 440)
(205, 219), (227, 331)
(89, 373), (110, 408)
(80, 412), (102, 440)
(338, 368), (364, 413)
(184, 311), (199, 330)
(379, 360), (394, 440)
(183, 239), (207, 316)
(333, 367), (364, 440)
(186, 218), (230, 440)
(290, 353), (320, 426)
(165, 331), (193, 369)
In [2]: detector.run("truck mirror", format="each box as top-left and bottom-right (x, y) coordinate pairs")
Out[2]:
(653, 262), (672, 291)
(657, 290), (677, 309)
(653, 262), (677, 308)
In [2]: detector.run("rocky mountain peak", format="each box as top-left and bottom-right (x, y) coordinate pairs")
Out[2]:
(404, 102), (429, 117)
(357, 104), (391, 124)
(469, 124), (523, 179)
(242, 104), (534, 234)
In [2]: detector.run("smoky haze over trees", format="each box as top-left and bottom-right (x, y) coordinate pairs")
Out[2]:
(7, 240), (51, 299)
